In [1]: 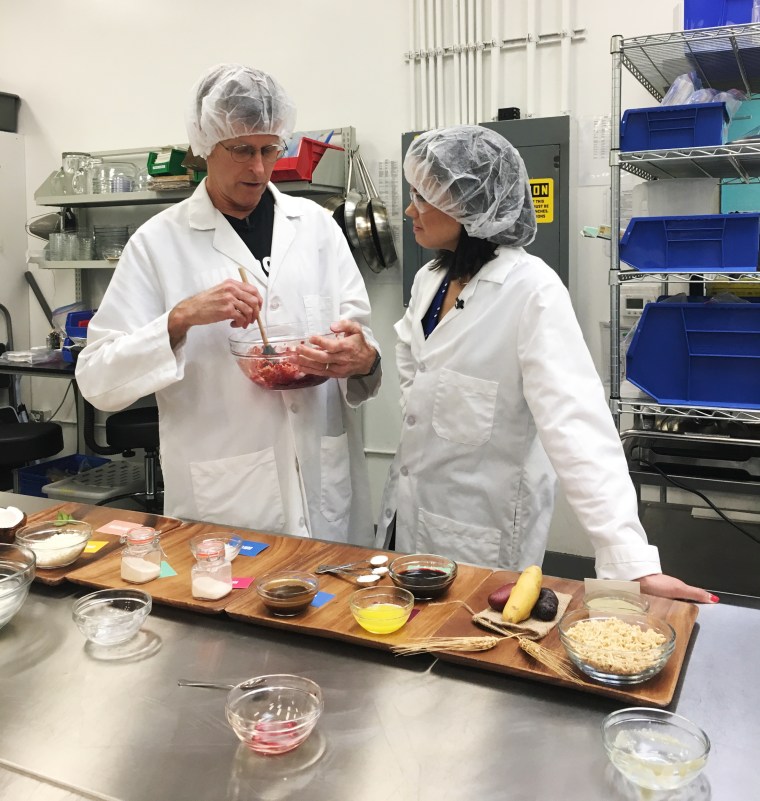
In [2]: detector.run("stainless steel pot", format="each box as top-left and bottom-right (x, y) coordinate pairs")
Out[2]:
(353, 158), (385, 273)
(343, 149), (363, 250)
(355, 154), (397, 269)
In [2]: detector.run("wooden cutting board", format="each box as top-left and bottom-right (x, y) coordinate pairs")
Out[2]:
(19, 502), (184, 586)
(431, 570), (699, 707)
(65, 521), (339, 614)
(225, 542), (493, 651)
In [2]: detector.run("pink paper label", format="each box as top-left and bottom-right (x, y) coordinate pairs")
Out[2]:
(232, 577), (254, 589)
(96, 520), (142, 535)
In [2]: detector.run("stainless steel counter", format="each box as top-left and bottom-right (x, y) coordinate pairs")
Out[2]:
(1, 492), (758, 801)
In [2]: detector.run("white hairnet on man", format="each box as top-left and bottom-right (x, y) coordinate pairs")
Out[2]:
(186, 64), (298, 158)
(403, 125), (537, 247)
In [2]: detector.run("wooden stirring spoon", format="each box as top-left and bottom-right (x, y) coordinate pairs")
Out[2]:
(237, 266), (275, 355)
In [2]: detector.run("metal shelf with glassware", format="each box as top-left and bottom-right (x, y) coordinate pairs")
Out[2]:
(610, 24), (760, 427)
(30, 128), (356, 273)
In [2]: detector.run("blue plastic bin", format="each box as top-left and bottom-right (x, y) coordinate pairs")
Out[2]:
(15, 454), (110, 497)
(684, 0), (753, 28)
(620, 102), (728, 152)
(626, 300), (760, 408)
(619, 213), (760, 272)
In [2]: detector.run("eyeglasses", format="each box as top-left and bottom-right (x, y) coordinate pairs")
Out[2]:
(219, 142), (286, 164)
(409, 186), (433, 211)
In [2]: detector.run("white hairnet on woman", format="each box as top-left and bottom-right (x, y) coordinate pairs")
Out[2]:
(377, 124), (715, 605)
(186, 64), (297, 158)
(403, 125), (536, 247)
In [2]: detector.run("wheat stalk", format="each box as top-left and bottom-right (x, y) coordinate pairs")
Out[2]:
(391, 635), (504, 656)
(517, 637), (586, 685)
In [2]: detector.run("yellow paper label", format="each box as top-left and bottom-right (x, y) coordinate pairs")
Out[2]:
(84, 540), (108, 554)
(529, 178), (554, 224)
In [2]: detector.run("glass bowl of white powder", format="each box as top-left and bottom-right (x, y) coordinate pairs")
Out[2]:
(72, 588), (152, 645)
(15, 520), (92, 569)
(0, 543), (36, 630)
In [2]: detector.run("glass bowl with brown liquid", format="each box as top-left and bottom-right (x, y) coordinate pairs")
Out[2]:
(254, 571), (319, 616)
(388, 553), (458, 600)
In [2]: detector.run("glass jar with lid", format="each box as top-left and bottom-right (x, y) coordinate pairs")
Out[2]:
(191, 539), (232, 600)
(120, 526), (161, 584)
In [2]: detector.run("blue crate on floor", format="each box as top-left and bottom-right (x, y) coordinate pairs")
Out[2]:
(620, 102), (728, 152)
(619, 213), (760, 272)
(14, 454), (110, 497)
(626, 300), (760, 408)
(684, 0), (753, 29)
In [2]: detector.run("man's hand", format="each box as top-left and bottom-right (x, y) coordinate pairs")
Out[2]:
(295, 319), (378, 378)
(636, 573), (719, 604)
(168, 279), (263, 348)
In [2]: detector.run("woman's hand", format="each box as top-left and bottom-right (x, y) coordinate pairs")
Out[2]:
(636, 573), (719, 604)
(296, 319), (378, 378)
(168, 279), (263, 348)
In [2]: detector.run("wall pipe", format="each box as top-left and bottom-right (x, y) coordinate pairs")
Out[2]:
(467, 0), (475, 123)
(561, 0), (571, 115)
(419, 0), (428, 129)
(436, 0), (445, 126)
(490, 0), (500, 120)
(453, 0), (462, 124)
(525, 0), (537, 118)
(427, 0), (437, 126)
(475, 0), (483, 123)
(410, 0), (417, 130)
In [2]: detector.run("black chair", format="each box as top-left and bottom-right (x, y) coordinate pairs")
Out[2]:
(84, 401), (163, 513)
(0, 421), (65, 491)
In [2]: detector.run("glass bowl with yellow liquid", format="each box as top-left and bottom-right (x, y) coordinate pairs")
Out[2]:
(349, 586), (414, 634)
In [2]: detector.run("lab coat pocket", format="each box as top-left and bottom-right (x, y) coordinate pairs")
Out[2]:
(320, 432), (351, 522)
(303, 295), (334, 334)
(417, 507), (502, 566)
(189, 448), (286, 532)
(432, 368), (498, 446)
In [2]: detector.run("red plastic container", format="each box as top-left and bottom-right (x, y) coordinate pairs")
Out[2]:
(271, 137), (344, 183)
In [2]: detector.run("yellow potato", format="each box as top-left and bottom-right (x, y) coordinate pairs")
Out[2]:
(502, 565), (543, 623)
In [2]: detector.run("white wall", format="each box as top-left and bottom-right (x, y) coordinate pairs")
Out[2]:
(0, 0), (682, 555)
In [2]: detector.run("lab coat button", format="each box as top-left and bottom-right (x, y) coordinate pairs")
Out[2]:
(290, 403), (299, 413)
(400, 466), (409, 477)
(407, 415), (416, 426)
(270, 299), (280, 310)
(298, 517), (305, 528)
(385, 508), (393, 518)
(419, 363), (426, 372)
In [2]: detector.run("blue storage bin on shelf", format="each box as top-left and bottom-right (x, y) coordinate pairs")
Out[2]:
(620, 102), (728, 152)
(14, 454), (110, 497)
(684, 0), (753, 29)
(619, 213), (760, 272)
(626, 300), (760, 408)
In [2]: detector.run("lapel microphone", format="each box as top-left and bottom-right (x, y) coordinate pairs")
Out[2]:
(455, 298), (465, 309)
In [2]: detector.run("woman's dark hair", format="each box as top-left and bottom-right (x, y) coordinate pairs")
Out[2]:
(431, 227), (498, 282)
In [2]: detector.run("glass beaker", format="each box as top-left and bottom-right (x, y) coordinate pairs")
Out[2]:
(60, 152), (90, 195)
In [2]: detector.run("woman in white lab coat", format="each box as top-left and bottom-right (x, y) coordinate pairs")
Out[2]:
(76, 65), (381, 544)
(377, 125), (714, 602)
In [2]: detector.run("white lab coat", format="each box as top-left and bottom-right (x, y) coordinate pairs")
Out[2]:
(376, 247), (661, 580)
(76, 180), (379, 544)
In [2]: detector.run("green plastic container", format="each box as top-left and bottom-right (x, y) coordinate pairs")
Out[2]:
(147, 148), (188, 176)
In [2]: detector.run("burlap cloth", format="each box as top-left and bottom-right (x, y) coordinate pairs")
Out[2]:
(472, 591), (573, 640)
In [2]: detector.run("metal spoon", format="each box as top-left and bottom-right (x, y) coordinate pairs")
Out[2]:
(177, 678), (264, 691)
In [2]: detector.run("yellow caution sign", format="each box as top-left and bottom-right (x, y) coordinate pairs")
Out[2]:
(529, 178), (554, 224)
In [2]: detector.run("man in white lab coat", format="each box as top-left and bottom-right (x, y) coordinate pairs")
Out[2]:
(76, 65), (381, 544)
(377, 125), (714, 602)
